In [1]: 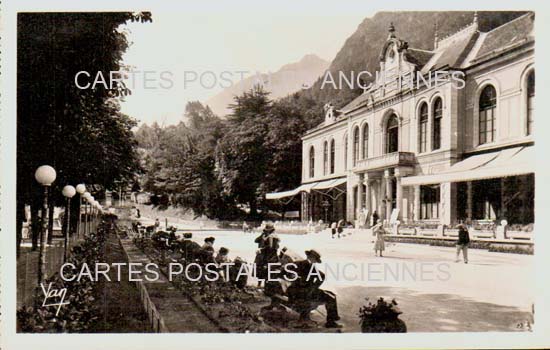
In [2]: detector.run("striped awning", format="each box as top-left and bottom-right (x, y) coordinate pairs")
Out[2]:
(266, 177), (347, 200)
(401, 146), (534, 186)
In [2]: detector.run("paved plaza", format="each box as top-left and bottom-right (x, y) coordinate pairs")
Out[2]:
(138, 213), (534, 332)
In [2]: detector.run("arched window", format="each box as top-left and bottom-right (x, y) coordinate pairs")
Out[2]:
(527, 71), (535, 136)
(362, 124), (369, 159)
(323, 141), (328, 175)
(479, 85), (496, 145)
(353, 127), (360, 166)
(386, 114), (399, 154)
(418, 103), (428, 153)
(344, 134), (348, 171)
(432, 98), (442, 150)
(330, 139), (335, 174)
(309, 146), (315, 178)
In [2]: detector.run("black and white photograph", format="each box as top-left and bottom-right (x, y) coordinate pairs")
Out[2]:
(1, 1), (548, 350)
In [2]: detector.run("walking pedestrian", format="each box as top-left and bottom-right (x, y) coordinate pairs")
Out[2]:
(337, 219), (345, 238)
(330, 221), (337, 238)
(456, 224), (470, 263)
(372, 223), (386, 257)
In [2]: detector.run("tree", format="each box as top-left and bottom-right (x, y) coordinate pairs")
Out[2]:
(216, 86), (272, 218)
(17, 12), (151, 255)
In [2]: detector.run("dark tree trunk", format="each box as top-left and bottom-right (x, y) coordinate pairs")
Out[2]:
(249, 200), (258, 219)
(16, 200), (25, 258)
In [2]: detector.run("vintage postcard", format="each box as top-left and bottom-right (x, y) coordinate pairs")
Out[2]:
(1, 1), (549, 349)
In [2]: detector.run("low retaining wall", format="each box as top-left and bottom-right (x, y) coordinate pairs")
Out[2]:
(118, 237), (222, 332)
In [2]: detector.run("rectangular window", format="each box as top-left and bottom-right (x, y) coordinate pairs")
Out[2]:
(527, 95), (534, 135)
(479, 108), (495, 144)
(419, 121), (427, 153)
(433, 117), (441, 150)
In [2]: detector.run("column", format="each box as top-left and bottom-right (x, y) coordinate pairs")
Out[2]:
(364, 175), (371, 214)
(301, 192), (308, 222)
(378, 177), (386, 220)
(414, 185), (421, 222)
(466, 181), (473, 222)
(384, 169), (393, 222)
(395, 168), (403, 220)
(357, 174), (364, 211)
(346, 180), (354, 222)
(373, 180), (379, 219)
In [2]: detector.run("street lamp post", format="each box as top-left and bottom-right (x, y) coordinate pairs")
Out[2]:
(88, 196), (95, 233)
(62, 185), (76, 262)
(321, 200), (330, 223)
(93, 201), (100, 232)
(76, 184), (86, 238)
(91, 201), (96, 233)
(83, 192), (91, 236)
(34, 165), (56, 286)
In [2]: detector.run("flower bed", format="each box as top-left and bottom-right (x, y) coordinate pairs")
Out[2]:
(385, 236), (491, 250)
(17, 222), (108, 332)
(133, 234), (276, 332)
(385, 235), (532, 254)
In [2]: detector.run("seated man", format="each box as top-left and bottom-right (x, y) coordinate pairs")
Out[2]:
(179, 232), (201, 263)
(286, 249), (341, 328)
(228, 256), (249, 289)
(199, 236), (216, 264)
(215, 247), (230, 265)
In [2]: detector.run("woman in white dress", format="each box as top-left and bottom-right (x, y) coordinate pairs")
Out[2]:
(372, 223), (386, 257)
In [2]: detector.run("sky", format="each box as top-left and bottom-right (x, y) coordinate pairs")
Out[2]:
(119, 10), (368, 126)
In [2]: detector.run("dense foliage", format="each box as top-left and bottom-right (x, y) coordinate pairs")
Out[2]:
(17, 12), (152, 252)
(136, 87), (308, 220)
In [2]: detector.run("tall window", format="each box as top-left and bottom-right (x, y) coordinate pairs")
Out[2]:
(418, 103), (428, 153)
(330, 139), (335, 174)
(432, 98), (442, 150)
(362, 124), (369, 159)
(420, 185), (440, 219)
(527, 71), (535, 136)
(309, 146), (315, 178)
(323, 141), (328, 175)
(353, 127), (360, 166)
(479, 85), (496, 145)
(344, 134), (348, 171)
(386, 114), (399, 154)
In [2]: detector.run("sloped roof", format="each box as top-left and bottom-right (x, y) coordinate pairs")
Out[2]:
(337, 13), (534, 117)
(473, 12), (534, 61)
(422, 29), (479, 72)
(340, 92), (371, 113)
(405, 48), (434, 68)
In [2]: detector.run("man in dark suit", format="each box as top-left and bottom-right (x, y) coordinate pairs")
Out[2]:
(456, 224), (470, 264)
(287, 249), (342, 328)
(200, 236), (216, 264)
(179, 232), (201, 263)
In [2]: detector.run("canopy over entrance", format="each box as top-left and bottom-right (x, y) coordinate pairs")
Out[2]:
(401, 146), (534, 186)
(266, 177), (347, 200)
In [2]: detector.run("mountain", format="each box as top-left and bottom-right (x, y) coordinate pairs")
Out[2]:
(287, 11), (528, 129)
(206, 54), (329, 117)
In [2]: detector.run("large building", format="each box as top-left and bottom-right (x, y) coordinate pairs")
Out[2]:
(268, 13), (535, 228)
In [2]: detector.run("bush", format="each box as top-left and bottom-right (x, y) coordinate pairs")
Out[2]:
(358, 297), (406, 333)
(17, 222), (108, 332)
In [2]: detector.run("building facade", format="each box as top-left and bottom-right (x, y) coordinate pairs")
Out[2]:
(268, 13), (535, 228)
